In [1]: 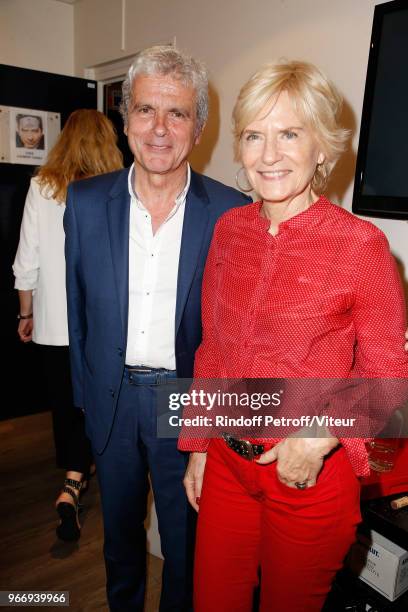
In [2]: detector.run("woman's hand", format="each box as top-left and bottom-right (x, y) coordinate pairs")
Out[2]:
(183, 452), (207, 511)
(18, 318), (33, 343)
(256, 436), (339, 488)
(17, 291), (33, 343)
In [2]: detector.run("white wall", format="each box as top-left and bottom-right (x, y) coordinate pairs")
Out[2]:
(73, 0), (408, 283)
(0, 0), (74, 75)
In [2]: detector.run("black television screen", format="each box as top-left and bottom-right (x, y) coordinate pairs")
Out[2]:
(352, 0), (408, 219)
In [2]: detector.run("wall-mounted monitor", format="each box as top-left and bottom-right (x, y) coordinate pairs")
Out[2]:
(352, 0), (408, 220)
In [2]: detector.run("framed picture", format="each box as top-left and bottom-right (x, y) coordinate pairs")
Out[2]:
(0, 106), (60, 166)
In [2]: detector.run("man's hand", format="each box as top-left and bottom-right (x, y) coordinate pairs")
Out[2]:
(18, 319), (33, 343)
(183, 452), (207, 511)
(256, 436), (339, 488)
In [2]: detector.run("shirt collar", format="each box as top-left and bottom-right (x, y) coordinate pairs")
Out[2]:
(127, 163), (191, 213)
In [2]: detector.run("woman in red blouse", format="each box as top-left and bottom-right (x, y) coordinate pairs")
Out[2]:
(179, 60), (408, 611)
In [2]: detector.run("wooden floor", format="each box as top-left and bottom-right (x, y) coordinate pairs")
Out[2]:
(0, 412), (163, 611)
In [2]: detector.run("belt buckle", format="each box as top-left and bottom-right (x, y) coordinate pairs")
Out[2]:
(240, 439), (254, 460)
(223, 433), (254, 461)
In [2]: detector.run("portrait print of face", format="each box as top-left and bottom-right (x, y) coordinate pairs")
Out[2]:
(16, 114), (45, 150)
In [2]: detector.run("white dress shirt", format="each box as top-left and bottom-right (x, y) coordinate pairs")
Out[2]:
(125, 164), (190, 369)
(13, 177), (69, 345)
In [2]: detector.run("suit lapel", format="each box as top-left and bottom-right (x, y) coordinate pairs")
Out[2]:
(107, 169), (130, 340)
(175, 170), (210, 335)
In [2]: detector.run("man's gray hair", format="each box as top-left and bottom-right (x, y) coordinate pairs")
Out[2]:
(120, 45), (209, 135)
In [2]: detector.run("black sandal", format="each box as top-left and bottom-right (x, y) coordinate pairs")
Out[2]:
(56, 478), (83, 542)
(79, 465), (96, 495)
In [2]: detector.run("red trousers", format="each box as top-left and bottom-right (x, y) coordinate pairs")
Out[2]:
(194, 439), (361, 612)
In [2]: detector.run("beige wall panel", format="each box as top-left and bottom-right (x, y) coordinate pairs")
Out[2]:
(0, 0), (74, 75)
(74, 0), (123, 69)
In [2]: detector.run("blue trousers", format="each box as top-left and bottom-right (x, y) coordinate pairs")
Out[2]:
(93, 368), (195, 611)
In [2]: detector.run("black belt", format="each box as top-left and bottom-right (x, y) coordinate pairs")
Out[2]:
(124, 365), (177, 386)
(222, 433), (264, 460)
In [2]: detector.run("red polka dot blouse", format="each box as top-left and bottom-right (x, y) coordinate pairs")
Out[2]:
(178, 197), (408, 476)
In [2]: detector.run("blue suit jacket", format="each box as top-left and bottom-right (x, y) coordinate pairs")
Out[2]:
(64, 167), (251, 453)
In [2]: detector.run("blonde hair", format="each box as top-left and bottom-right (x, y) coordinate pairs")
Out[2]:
(232, 60), (350, 194)
(36, 109), (123, 203)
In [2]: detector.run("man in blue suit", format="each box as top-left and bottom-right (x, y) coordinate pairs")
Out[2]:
(64, 46), (250, 611)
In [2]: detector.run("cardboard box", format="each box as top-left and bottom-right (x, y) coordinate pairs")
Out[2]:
(348, 529), (408, 601)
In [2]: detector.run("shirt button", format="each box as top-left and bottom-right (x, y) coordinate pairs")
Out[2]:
(117, 348), (123, 357)
(141, 331), (145, 334)
(109, 388), (115, 397)
(146, 292), (150, 296)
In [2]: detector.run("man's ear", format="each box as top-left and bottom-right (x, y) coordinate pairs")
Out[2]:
(194, 123), (206, 146)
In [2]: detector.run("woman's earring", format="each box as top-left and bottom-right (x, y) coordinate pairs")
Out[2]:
(235, 167), (253, 193)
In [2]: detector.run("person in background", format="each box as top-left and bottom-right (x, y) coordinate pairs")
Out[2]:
(64, 46), (251, 611)
(13, 109), (123, 542)
(16, 114), (44, 150)
(180, 60), (408, 611)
